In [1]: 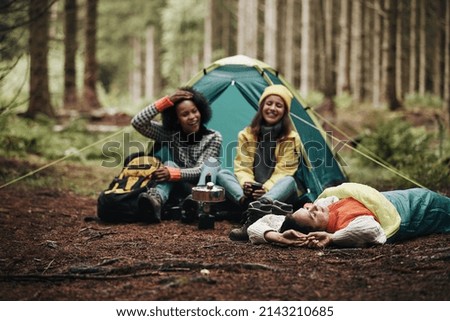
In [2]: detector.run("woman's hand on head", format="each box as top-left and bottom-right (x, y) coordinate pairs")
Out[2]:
(169, 90), (194, 105)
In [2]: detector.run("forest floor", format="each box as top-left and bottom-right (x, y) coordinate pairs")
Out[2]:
(0, 109), (449, 301)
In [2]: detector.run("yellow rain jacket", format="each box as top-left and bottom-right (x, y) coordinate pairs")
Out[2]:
(233, 126), (301, 192)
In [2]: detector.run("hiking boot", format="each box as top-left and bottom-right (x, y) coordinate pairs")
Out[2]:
(228, 203), (271, 241)
(181, 194), (199, 224)
(257, 197), (273, 205)
(271, 200), (293, 215)
(138, 188), (162, 223)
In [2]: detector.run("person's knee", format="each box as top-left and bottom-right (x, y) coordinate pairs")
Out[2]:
(285, 176), (297, 190)
(216, 168), (232, 184)
(276, 176), (296, 190)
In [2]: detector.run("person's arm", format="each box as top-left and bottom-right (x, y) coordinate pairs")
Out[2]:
(247, 214), (285, 244)
(234, 129), (257, 186)
(131, 90), (194, 142)
(248, 215), (308, 246)
(307, 216), (387, 248)
(131, 96), (174, 142)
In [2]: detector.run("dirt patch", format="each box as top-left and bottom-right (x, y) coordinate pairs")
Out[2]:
(0, 182), (449, 301)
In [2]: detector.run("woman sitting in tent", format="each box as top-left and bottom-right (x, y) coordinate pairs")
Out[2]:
(216, 84), (302, 241)
(247, 183), (450, 248)
(131, 87), (222, 223)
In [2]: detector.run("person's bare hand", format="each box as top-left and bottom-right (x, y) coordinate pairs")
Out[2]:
(169, 90), (193, 104)
(243, 182), (266, 199)
(252, 188), (265, 199)
(281, 230), (308, 242)
(243, 182), (254, 198)
(153, 167), (170, 182)
(305, 231), (333, 248)
(265, 230), (308, 246)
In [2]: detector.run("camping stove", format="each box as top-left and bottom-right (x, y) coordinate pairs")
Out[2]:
(191, 182), (225, 229)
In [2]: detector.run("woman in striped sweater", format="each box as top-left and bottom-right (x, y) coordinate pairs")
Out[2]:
(131, 87), (222, 223)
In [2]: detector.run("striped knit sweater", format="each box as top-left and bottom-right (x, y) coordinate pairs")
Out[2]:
(131, 97), (222, 182)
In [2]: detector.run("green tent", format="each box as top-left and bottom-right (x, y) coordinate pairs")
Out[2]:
(186, 55), (347, 201)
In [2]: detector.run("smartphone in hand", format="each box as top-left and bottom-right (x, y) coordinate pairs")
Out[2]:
(251, 182), (263, 191)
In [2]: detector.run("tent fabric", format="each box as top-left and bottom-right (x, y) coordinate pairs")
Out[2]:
(186, 55), (347, 200)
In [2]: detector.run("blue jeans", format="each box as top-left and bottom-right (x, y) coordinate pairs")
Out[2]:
(155, 157), (221, 204)
(216, 169), (297, 205)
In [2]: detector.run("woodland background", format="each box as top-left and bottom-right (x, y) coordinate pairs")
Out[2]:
(1, 0), (450, 193)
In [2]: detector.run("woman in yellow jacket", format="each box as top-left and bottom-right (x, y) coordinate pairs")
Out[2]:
(216, 85), (301, 241)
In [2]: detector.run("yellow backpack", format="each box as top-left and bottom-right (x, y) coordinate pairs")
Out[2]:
(97, 154), (161, 222)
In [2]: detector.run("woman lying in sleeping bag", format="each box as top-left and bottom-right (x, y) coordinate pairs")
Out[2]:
(247, 183), (450, 248)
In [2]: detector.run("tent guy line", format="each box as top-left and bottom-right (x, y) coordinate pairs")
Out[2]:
(0, 127), (127, 190)
(290, 110), (427, 190)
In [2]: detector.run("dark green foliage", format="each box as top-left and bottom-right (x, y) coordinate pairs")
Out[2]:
(356, 118), (450, 192)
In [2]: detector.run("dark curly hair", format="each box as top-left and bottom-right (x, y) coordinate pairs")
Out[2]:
(279, 213), (314, 234)
(161, 86), (212, 131)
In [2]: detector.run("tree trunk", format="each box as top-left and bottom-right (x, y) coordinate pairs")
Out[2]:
(314, 0), (325, 91)
(383, 0), (401, 110)
(315, 0), (337, 128)
(130, 37), (142, 103)
(336, 0), (350, 95)
(145, 26), (155, 100)
(283, 0), (294, 83)
(418, 0), (426, 95)
(323, 0), (334, 98)
(153, 23), (164, 96)
(64, 0), (78, 110)
(83, 0), (101, 110)
(409, 0), (417, 94)
(444, 0), (450, 125)
(237, 0), (258, 58)
(431, 1), (442, 97)
(25, 0), (55, 118)
(372, 0), (382, 107)
(310, 0), (319, 90)
(237, 0), (246, 55)
(203, 0), (213, 66)
(362, 1), (372, 100)
(351, 0), (363, 102)
(300, 0), (311, 96)
(395, 0), (403, 100)
(222, 0), (236, 56)
(264, 0), (277, 68)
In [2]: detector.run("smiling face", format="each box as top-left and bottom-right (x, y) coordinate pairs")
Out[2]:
(291, 203), (329, 231)
(261, 95), (286, 126)
(176, 100), (201, 134)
